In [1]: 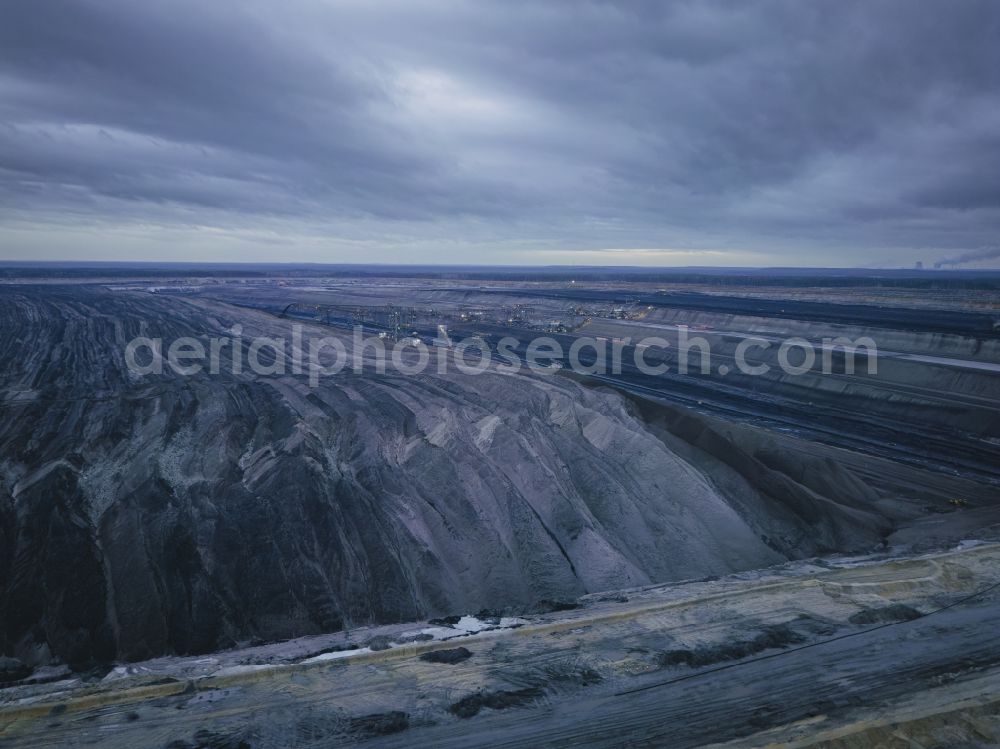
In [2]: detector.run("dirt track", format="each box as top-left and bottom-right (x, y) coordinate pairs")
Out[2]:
(4, 543), (1000, 748)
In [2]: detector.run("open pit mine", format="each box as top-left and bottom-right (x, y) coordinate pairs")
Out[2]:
(1, 266), (999, 748)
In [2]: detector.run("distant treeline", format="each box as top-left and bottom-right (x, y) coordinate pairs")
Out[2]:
(2, 263), (1000, 289)
(0, 267), (269, 279)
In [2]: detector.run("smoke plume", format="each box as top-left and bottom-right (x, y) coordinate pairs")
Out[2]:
(933, 247), (1000, 269)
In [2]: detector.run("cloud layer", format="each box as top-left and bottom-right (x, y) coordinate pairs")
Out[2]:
(1, 0), (998, 265)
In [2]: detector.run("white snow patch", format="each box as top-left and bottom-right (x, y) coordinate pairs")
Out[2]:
(295, 615), (529, 665)
(212, 664), (278, 678)
(474, 415), (501, 451)
(424, 408), (457, 448)
(102, 664), (154, 682)
(582, 414), (617, 451)
(301, 646), (372, 664)
(418, 616), (528, 641)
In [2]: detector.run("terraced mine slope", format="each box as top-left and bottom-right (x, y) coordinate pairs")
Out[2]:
(0, 285), (920, 668)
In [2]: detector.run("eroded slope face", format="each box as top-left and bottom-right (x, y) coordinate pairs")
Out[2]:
(0, 287), (886, 665)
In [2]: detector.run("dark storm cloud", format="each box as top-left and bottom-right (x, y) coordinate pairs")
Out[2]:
(1, 0), (998, 263)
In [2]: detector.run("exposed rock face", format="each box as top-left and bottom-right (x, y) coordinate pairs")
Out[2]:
(0, 287), (887, 666)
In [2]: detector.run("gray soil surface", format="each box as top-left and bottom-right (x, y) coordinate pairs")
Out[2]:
(2, 282), (997, 671)
(0, 285), (905, 667)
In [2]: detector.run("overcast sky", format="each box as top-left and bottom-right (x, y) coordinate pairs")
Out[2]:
(1, 0), (998, 267)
